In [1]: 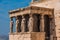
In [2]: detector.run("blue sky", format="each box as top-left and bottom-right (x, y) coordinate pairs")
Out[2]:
(0, 0), (31, 35)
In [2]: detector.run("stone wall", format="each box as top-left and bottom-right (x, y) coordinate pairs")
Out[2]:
(31, 32), (45, 40)
(9, 32), (45, 40)
(54, 10), (60, 40)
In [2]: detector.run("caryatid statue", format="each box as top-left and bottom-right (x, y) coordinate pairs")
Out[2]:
(10, 18), (14, 33)
(16, 17), (19, 32)
(28, 14), (34, 32)
(21, 16), (26, 32)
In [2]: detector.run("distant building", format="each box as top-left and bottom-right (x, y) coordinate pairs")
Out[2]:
(9, 0), (60, 40)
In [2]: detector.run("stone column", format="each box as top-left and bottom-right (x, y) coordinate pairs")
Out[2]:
(40, 14), (44, 32)
(10, 17), (14, 33)
(21, 16), (26, 32)
(28, 14), (34, 32)
(16, 17), (19, 33)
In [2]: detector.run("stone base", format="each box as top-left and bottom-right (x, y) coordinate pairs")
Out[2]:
(9, 32), (45, 40)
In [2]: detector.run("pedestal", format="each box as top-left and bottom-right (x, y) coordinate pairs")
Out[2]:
(9, 32), (45, 40)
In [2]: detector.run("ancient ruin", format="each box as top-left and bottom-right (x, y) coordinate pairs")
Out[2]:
(9, 0), (60, 40)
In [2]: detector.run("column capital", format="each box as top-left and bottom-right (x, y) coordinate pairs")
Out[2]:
(16, 16), (18, 20)
(22, 15), (25, 18)
(10, 17), (13, 21)
(40, 14), (44, 20)
(41, 14), (44, 15)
